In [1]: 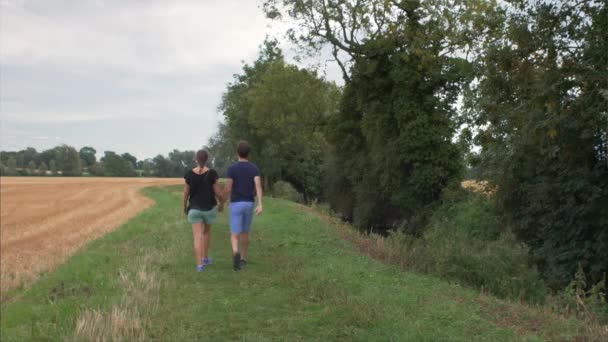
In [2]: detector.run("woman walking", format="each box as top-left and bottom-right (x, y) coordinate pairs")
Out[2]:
(183, 150), (222, 272)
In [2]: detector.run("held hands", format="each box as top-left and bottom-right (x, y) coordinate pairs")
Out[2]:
(255, 205), (263, 216)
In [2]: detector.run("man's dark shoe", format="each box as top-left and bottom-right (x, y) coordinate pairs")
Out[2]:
(239, 259), (247, 267)
(233, 252), (241, 271)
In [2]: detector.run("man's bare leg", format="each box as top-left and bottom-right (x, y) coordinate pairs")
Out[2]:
(230, 233), (241, 270)
(240, 233), (249, 261)
(231, 233), (240, 254)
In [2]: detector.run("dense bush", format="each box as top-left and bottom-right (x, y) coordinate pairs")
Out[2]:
(271, 181), (304, 203)
(386, 189), (547, 303)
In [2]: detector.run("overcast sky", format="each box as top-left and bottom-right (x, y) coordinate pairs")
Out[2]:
(0, 0), (340, 160)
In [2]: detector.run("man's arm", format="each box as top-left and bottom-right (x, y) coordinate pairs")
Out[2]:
(183, 183), (190, 214)
(254, 176), (263, 215)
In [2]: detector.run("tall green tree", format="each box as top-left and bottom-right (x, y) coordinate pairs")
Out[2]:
(121, 153), (137, 168)
(49, 159), (57, 175)
(467, 0), (608, 288)
(26, 161), (37, 175)
(79, 147), (97, 168)
(101, 151), (135, 177)
(38, 162), (48, 175)
(55, 145), (81, 176)
(266, 0), (473, 230)
(153, 155), (173, 178)
(6, 157), (17, 176)
(216, 41), (340, 200)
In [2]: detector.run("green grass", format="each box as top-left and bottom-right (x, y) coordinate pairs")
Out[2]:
(1, 186), (589, 341)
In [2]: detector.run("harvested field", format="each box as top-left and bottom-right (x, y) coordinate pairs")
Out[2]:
(0, 177), (182, 295)
(462, 180), (495, 195)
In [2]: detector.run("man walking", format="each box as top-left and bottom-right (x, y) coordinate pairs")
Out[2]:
(223, 141), (263, 271)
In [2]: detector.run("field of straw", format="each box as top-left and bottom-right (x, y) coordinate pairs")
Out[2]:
(0, 177), (182, 295)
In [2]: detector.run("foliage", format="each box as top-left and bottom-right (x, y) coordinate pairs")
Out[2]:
(555, 264), (608, 325)
(79, 147), (97, 168)
(467, 0), (608, 288)
(376, 188), (547, 303)
(49, 159), (57, 175)
(120, 153), (137, 169)
(206, 123), (235, 177)
(277, 1), (471, 232)
(38, 162), (48, 175)
(271, 181), (304, 203)
(214, 41), (340, 200)
(26, 161), (37, 175)
(100, 151), (135, 177)
(55, 145), (82, 176)
(0, 145), (201, 178)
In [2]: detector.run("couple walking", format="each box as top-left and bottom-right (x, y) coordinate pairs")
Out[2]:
(183, 141), (263, 272)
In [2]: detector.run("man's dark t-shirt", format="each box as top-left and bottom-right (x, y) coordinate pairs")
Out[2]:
(226, 161), (260, 203)
(184, 169), (219, 211)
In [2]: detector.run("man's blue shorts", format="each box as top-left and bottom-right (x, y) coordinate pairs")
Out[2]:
(229, 201), (255, 234)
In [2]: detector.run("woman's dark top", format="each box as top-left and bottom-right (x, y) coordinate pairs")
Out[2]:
(184, 168), (219, 211)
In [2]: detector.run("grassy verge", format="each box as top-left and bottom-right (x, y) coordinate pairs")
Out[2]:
(0, 186), (594, 341)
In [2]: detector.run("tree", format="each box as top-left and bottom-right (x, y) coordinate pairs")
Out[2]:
(26, 160), (37, 175)
(207, 123), (236, 177)
(245, 59), (339, 199)
(79, 146), (97, 168)
(138, 159), (154, 177)
(101, 151), (136, 177)
(55, 145), (82, 176)
(38, 162), (48, 175)
(49, 159), (57, 175)
(267, 0), (471, 230)
(89, 162), (103, 176)
(168, 150), (195, 177)
(215, 41), (340, 200)
(121, 153), (137, 168)
(467, 0), (608, 288)
(7, 157), (17, 175)
(153, 155), (173, 177)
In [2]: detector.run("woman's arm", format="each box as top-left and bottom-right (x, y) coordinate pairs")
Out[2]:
(212, 180), (224, 211)
(183, 183), (190, 214)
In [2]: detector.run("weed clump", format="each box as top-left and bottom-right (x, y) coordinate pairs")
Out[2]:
(272, 181), (304, 203)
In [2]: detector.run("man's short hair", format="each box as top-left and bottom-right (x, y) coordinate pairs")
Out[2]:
(237, 141), (250, 158)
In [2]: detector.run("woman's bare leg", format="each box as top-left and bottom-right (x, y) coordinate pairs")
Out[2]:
(191, 222), (203, 265)
(202, 223), (211, 260)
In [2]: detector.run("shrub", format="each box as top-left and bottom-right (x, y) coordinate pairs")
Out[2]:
(431, 188), (502, 241)
(358, 188), (547, 303)
(554, 264), (608, 324)
(416, 227), (547, 303)
(272, 181), (304, 203)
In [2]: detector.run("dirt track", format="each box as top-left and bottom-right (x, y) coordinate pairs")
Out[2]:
(0, 177), (182, 294)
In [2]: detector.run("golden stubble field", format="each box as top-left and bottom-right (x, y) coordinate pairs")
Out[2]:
(0, 177), (183, 295)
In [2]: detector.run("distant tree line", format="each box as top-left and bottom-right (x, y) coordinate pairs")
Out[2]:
(0, 145), (202, 178)
(205, 0), (607, 291)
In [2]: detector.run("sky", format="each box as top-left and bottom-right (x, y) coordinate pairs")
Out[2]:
(0, 0), (341, 160)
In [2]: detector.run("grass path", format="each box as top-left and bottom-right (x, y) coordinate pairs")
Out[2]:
(1, 186), (586, 341)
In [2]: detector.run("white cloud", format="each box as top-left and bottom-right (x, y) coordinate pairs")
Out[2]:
(0, 0), (269, 74)
(0, 0), (343, 158)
